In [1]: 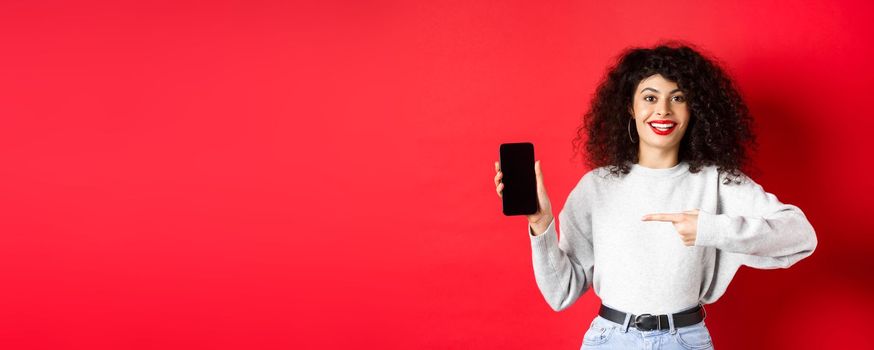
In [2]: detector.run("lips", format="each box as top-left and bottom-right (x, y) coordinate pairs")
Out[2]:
(648, 119), (677, 135)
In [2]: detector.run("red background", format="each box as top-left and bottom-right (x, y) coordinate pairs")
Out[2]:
(1, 0), (873, 349)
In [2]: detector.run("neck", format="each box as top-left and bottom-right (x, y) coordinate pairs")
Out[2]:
(637, 145), (680, 169)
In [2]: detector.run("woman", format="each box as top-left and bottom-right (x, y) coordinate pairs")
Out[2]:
(493, 42), (817, 349)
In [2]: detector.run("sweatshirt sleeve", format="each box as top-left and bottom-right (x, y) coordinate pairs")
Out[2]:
(694, 171), (818, 269)
(528, 175), (595, 311)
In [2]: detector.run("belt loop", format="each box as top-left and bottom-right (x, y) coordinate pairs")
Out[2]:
(668, 311), (677, 335)
(621, 312), (632, 333)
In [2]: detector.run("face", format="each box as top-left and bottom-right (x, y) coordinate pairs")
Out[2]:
(628, 74), (691, 151)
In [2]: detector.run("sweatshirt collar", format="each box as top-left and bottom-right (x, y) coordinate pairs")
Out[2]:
(629, 160), (690, 178)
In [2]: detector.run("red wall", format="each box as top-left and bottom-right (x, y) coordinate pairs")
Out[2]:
(1, 0), (872, 349)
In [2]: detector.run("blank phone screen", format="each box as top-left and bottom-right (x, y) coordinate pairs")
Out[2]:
(499, 142), (538, 216)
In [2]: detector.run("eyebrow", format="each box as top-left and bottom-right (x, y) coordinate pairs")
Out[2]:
(641, 87), (683, 94)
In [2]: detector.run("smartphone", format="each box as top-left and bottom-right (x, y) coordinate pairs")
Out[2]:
(499, 142), (538, 216)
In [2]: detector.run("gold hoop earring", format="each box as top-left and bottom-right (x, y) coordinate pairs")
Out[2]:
(627, 118), (637, 144)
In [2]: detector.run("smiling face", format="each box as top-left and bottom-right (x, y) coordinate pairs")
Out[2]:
(629, 74), (691, 155)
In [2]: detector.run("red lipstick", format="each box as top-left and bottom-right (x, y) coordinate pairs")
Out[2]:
(648, 120), (677, 136)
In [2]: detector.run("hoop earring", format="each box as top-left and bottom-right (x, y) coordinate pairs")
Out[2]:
(627, 118), (637, 143)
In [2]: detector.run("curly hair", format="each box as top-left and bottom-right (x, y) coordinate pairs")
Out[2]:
(571, 41), (758, 184)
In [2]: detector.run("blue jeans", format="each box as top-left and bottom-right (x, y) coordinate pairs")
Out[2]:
(581, 314), (714, 350)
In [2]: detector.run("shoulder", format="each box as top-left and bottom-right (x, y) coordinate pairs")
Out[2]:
(576, 166), (610, 188)
(690, 163), (755, 186)
(715, 166), (754, 187)
(700, 165), (769, 207)
(568, 165), (615, 200)
(560, 168), (604, 215)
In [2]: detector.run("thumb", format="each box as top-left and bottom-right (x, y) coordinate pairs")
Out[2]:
(535, 160), (544, 187)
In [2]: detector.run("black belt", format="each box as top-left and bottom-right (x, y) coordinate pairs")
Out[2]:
(598, 303), (706, 331)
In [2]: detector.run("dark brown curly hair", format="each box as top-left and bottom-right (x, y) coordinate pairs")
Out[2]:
(571, 41), (758, 184)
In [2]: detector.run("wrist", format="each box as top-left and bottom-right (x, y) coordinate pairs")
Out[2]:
(530, 214), (553, 236)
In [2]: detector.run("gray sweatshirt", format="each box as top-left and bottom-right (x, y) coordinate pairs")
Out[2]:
(528, 161), (817, 315)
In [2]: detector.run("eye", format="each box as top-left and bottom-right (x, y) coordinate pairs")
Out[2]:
(672, 95), (686, 102)
(644, 95), (656, 102)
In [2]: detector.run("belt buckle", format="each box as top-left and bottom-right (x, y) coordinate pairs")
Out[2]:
(633, 313), (659, 330)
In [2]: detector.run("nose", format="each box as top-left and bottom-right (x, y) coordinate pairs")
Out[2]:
(656, 99), (672, 116)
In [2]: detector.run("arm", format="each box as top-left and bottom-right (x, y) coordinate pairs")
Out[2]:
(694, 172), (818, 269)
(528, 177), (595, 311)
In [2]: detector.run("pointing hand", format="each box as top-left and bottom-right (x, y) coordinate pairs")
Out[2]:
(641, 209), (700, 246)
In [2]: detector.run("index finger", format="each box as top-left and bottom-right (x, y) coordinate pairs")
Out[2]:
(495, 161), (500, 172)
(641, 213), (682, 222)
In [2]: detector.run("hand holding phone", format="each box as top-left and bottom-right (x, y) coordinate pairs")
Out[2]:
(495, 142), (553, 234)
